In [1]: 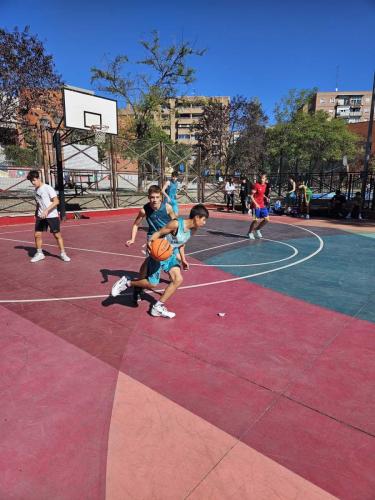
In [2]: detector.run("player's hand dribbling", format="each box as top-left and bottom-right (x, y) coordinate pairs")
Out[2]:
(182, 260), (189, 271)
(126, 240), (134, 247)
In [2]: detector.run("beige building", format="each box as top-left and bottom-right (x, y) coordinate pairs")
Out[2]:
(307, 91), (373, 123)
(153, 96), (230, 145)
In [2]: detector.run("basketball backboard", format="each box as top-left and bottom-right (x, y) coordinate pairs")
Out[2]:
(63, 87), (118, 135)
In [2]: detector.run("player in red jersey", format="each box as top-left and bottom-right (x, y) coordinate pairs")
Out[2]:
(247, 173), (270, 240)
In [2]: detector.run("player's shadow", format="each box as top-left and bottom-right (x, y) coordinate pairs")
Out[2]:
(100, 268), (165, 309)
(14, 245), (62, 260)
(206, 229), (248, 239)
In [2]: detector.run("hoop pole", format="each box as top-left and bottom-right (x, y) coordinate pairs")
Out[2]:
(53, 132), (66, 220)
(110, 136), (118, 208)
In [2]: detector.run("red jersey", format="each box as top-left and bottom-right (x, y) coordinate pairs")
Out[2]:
(252, 182), (267, 208)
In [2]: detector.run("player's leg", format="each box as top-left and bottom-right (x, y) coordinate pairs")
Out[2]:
(31, 226), (45, 262)
(151, 265), (182, 318)
(111, 257), (159, 297)
(256, 208), (269, 236)
(247, 209), (260, 239)
(48, 218), (70, 261)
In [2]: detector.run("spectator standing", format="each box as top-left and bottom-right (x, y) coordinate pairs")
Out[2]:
(225, 177), (236, 211)
(239, 178), (249, 214)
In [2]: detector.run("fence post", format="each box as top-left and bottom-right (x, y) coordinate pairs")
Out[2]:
(110, 136), (118, 208)
(159, 142), (165, 188)
(197, 147), (202, 203)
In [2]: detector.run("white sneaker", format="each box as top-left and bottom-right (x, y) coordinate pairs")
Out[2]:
(111, 276), (129, 297)
(255, 230), (263, 239)
(305, 214), (310, 220)
(247, 232), (256, 240)
(60, 253), (71, 262)
(30, 252), (45, 263)
(151, 303), (176, 319)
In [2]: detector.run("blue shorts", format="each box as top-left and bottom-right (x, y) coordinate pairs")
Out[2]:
(169, 198), (179, 215)
(254, 207), (269, 220)
(147, 250), (181, 285)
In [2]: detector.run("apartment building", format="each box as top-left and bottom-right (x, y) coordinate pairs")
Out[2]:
(307, 91), (373, 123)
(154, 95), (230, 145)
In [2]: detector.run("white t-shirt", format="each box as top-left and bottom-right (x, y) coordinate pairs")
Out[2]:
(35, 184), (59, 218)
(225, 182), (236, 194)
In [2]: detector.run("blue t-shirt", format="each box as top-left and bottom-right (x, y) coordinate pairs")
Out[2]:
(166, 179), (178, 199)
(144, 202), (171, 236)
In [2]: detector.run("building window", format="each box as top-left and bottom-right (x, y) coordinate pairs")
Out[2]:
(364, 108), (369, 113)
(350, 96), (362, 105)
(329, 98), (335, 103)
(320, 99), (326, 104)
(177, 134), (190, 139)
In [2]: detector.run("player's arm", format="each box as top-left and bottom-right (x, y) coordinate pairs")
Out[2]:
(148, 219), (178, 250)
(162, 180), (171, 202)
(41, 196), (59, 219)
(178, 244), (189, 270)
(166, 203), (177, 220)
(126, 208), (146, 246)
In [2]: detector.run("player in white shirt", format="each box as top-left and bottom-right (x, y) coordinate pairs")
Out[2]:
(27, 170), (71, 262)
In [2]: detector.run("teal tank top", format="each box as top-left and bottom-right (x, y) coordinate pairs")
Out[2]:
(166, 217), (191, 249)
(144, 202), (171, 236)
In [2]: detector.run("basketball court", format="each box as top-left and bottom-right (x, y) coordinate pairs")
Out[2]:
(0, 209), (374, 499)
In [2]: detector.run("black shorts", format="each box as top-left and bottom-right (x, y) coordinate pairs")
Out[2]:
(35, 217), (60, 233)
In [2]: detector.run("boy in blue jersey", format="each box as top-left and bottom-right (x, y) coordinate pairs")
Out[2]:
(112, 204), (209, 318)
(112, 185), (175, 305)
(162, 171), (180, 215)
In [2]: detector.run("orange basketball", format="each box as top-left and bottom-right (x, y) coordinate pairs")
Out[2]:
(149, 238), (173, 261)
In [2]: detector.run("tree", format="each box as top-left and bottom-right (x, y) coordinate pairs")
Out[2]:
(91, 31), (205, 141)
(0, 26), (62, 123)
(195, 96), (268, 176)
(266, 111), (360, 173)
(274, 87), (318, 123)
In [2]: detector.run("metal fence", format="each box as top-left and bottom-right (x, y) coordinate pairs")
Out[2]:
(1, 124), (374, 213)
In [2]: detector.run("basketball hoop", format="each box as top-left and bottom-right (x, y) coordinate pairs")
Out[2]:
(90, 125), (109, 144)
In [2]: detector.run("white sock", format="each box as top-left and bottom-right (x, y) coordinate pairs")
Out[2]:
(37, 249), (43, 254)
(155, 301), (163, 307)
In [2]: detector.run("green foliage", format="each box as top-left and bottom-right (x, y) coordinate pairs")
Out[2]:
(266, 111), (360, 172)
(91, 31), (205, 140)
(0, 26), (62, 122)
(4, 144), (37, 166)
(274, 87), (318, 123)
(195, 95), (268, 176)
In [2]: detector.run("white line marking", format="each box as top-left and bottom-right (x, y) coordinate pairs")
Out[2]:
(0, 237), (143, 259)
(0, 217), (135, 235)
(189, 240), (298, 267)
(0, 224), (323, 303)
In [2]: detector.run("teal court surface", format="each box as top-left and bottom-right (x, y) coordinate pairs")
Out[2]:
(0, 209), (374, 499)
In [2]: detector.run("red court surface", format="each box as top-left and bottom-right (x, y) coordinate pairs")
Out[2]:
(0, 210), (374, 499)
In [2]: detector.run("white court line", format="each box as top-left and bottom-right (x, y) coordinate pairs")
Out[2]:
(0, 237), (144, 259)
(0, 217), (135, 235)
(189, 240), (298, 267)
(0, 223), (323, 303)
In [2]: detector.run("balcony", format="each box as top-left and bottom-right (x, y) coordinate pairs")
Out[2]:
(349, 111), (362, 117)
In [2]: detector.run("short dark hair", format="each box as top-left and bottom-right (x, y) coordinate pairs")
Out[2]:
(148, 185), (162, 196)
(27, 170), (40, 181)
(189, 204), (209, 219)
(171, 171), (178, 177)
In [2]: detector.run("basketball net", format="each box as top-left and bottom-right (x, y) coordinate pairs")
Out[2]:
(90, 125), (109, 144)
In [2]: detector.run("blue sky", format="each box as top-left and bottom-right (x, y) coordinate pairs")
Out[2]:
(2, 0), (375, 120)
